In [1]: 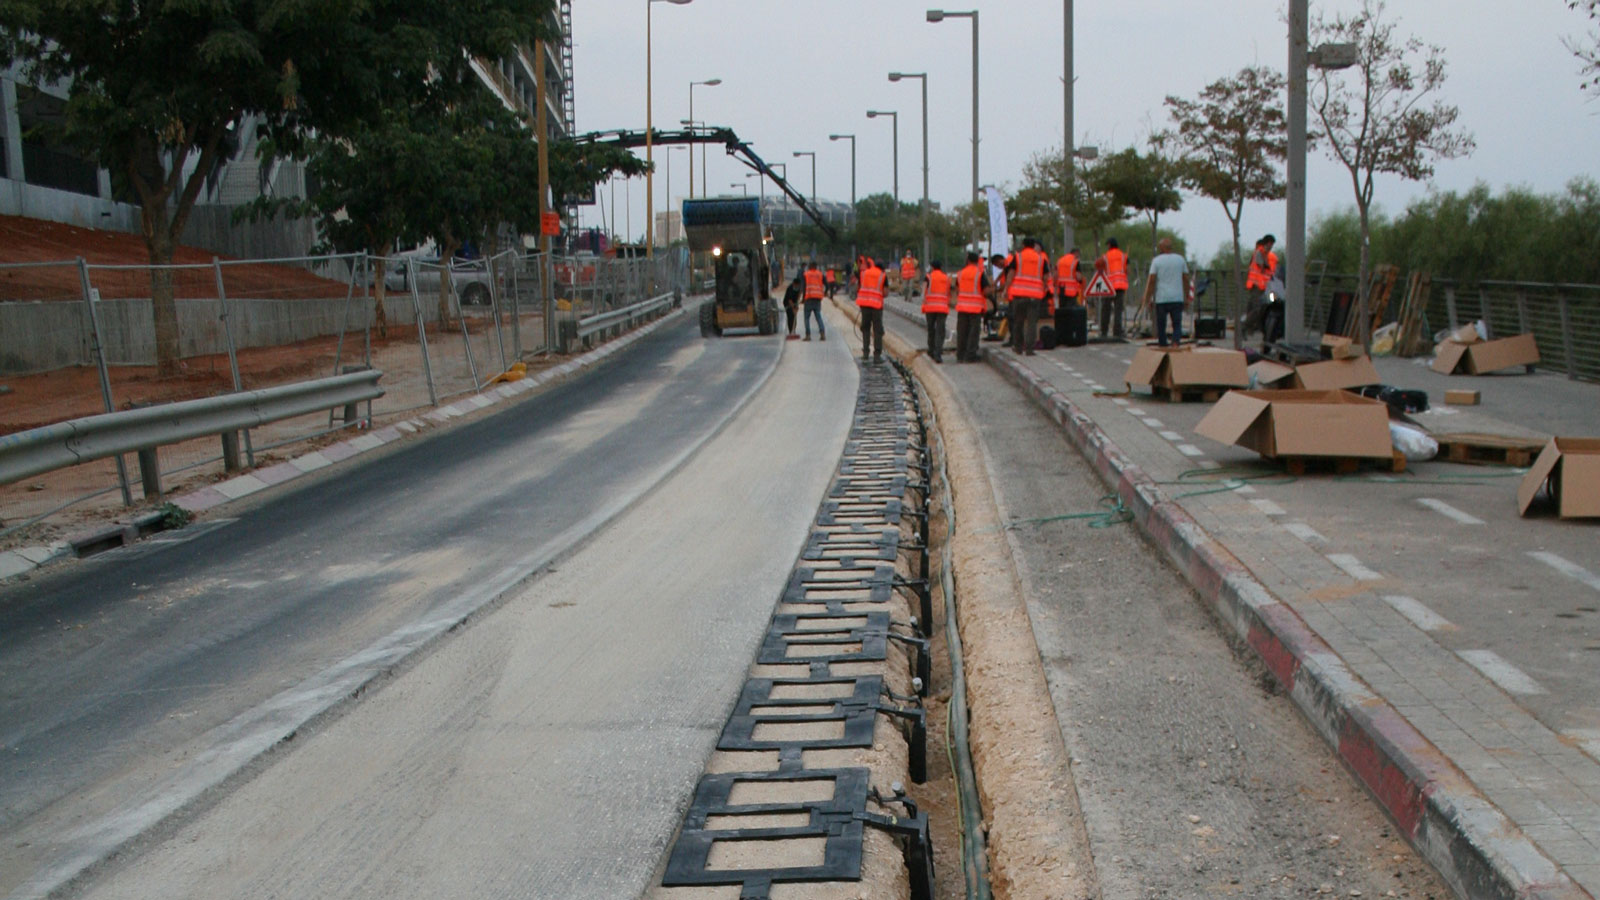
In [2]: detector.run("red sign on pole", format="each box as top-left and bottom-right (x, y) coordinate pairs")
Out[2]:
(540, 211), (562, 236)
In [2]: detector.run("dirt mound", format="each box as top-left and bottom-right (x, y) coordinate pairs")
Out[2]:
(0, 214), (351, 301)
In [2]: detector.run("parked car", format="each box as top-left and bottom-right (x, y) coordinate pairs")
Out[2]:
(377, 254), (500, 305)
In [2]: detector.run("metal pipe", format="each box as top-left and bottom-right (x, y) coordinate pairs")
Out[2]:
(76, 257), (133, 506)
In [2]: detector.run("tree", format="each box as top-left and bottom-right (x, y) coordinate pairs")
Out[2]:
(1093, 139), (1184, 253)
(1311, 0), (1474, 344)
(1014, 146), (1126, 255)
(1569, 0), (1600, 97)
(1165, 66), (1287, 347)
(0, 0), (550, 374)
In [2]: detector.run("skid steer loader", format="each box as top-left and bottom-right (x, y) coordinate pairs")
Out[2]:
(684, 198), (778, 337)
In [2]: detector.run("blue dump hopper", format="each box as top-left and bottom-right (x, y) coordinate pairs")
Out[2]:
(682, 198), (763, 253)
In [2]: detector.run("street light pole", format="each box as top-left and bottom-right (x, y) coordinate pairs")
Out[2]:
(890, 72), (930, 267)
(927, 9), (979, 249)
(793, 151), (817, 205)
(1063, 0), (1075, 250)
(866, 110), (899, 203)
(1287, 0), (1309, 344)
(645, 0), (693, 257)
(828, 133), (856, 218)
(688, 78), (721, 200)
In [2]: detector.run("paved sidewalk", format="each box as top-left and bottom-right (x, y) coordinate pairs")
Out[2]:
(878, 296), (1598, 899)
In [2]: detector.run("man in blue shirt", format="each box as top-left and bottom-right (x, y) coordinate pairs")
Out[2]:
(1141, 238), (1192, 347)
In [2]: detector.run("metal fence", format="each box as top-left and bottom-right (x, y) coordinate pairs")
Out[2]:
(0, 249), (688, 535)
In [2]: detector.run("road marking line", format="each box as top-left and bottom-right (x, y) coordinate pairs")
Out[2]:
(1251, 499), (1288, 516)
(1159, 430), (1184, 441)
(1416, 498), (1485, 525)
(1142, 417), (1166, 428)
(1528, 551), (1600, 593)
(1381, 595), (1454, 632)
(1567, 729), (1600, 762)
(1458, 649), (1547, 695)
(1284, 522), (1328, 545)
(1196, 459), (1222, 469)
(1112, 398), (1130, 406)
(1176, 443), (1207, 457)
(1327, 553), (1383, 581)
(1235, 485), (1257, 494)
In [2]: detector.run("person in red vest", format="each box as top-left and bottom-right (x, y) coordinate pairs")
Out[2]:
(856, 257), (887, 361)
(824, 265), (838, 299)
(900, 252), (919, 300)
(802, 262), (827, 341)
(953, 251), (992, 363)
(1098, 238), (1129, 339)
(1055, 246), (1083, 308)
(1242, 234), (1277, 337)
(921, 260), (953, 363)
(999, 237), (1048, 355)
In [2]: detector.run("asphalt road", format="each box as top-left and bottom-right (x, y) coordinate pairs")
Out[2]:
(879, 309), (1450, 898)
(0, 306), (829, 899)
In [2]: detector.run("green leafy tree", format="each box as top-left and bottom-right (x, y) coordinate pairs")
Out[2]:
(1013, 146), (1127, 256)
(1165, 65), (1287, 346)
(1094, 140), (1184, 253)
(0, 0), (549, 374)
(1311, 0), (1474, 343)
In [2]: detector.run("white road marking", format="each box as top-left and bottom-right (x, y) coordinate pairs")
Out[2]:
(1458, 649), (1547, 695)
(1235, 485), (1257, 494)
(1528, 551), (1600, 593)
(1567, 729), (1600, 762)
(1113, 398), (1130, 406)
(1326, 553), (1383, 581)
(1381, 595), (1454, 632)
(1159, 430), (1184, 441)
(1196, 459), (1222, 470)
(1416, 498), (1485, 525)
(1251, 499), (1288, 516)
(1177, 444), (1207, 457)
(1283, 522), (1328, 545)
(1143, 417), (1166, 428)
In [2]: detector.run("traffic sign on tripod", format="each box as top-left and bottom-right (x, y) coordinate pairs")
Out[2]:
(1084, 271), (1116, 299)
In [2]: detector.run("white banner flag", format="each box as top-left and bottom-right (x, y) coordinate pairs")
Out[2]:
(984, 186), (1010, 260)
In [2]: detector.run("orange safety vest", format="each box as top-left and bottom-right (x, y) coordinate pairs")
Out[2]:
(825, 268), (836, 284)
(1007, 247), (1047, 300)
(900, 256), (917, 281)
(1246, 245), (1272, 290)
(1056, 253), (1082, 300)
(857, 265), (886, 309)
(955, 264), (986, 315)
(1268, 250), (1279, 277)
(803, 269), (825, 300)
(923, 270), (951, 314)
(1103, 247), (1128, 290)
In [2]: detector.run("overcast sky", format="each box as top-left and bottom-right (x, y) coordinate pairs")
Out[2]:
(571, 0), (1600, 259)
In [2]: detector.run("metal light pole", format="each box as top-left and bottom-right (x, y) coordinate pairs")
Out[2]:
(646, 0), (694, 257)
(663, 145), (685, 244)
(1063, 0), (1075, 250)
(866, 110), (899, 203)
(688, 78), (721, 199)
(732, 182), (748, 196)
(889, 72), (930, 267)
(745, 171), (766, 227)
(792, 151), (817, 204)
(828, 134), (856, 217)
(927, 9), (978, 248)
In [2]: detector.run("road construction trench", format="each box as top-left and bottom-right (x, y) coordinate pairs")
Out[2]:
(650, 360), (949, 900)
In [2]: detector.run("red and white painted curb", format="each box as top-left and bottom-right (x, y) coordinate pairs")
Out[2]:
(1, 303), (690, 581)
(983, 350), (1589, 900)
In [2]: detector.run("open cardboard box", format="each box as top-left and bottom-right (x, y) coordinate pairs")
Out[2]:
(1124, 345), (1249, 393)
(1320, 334), (1363, 360)
(1247, 356), (1381, 391)
(1517, 437), (1600, 519)
(1197, 389), (1394, 460)
(1432, 332), (1540, 375)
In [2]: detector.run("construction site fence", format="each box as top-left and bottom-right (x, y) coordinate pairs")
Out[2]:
(0, 249), (688, 532)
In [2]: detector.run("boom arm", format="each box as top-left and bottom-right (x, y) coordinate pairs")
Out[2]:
(572, 127), (839, 242)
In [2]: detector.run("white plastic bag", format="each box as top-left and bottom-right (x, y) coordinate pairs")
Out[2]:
(1389, 422), (1438, 462)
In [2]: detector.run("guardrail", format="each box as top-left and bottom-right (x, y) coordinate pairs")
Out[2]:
(0, 370), (384, 498)
(575, 291), (677, 343)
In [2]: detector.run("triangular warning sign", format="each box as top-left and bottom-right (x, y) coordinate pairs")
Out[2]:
(1084, 271), (1116, 298)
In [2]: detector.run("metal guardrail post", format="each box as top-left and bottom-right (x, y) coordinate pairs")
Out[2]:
(1444, 287), (1459, 329)
(1515, 292), (1530, 336)
(1478, 288), (1494, 339)
(77, 257), (134, 506)
(137, 446), (162, 501)
(214, 257), (254, 468)
(408, 259), (438, 406)
(1556, 292), (1577, 379)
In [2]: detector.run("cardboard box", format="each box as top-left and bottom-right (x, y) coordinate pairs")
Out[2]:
(1517, 438), (1600, 519)
(1432, 333), (1540, 375)
(1246, 357), (1381, 391)
(1197, 389), (1394, 460)
(1444, 389), (1480, 406)
(1320, 334), (1363, 360)
(1124, 345), (1249, 392)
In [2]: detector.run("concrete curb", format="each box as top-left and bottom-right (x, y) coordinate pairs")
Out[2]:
(981, 348), (1590, 900)
(1, 303), (692, 583)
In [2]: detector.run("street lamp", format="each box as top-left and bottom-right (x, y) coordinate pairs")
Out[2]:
(646, 0), (694, 257)
(745, 171), (766, 226)
(662, 145), (686, 246)
(866, 110), (899, 203)
(889, 72), (930, 267)
(731, 182), (748, 196)
(688, 78), (721, 199)
(792, 151), (817, 205)
(927, 8), (979, 247)
(828, 134), (856, 219)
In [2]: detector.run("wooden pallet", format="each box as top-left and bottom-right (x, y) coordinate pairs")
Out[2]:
(1151, 384), (1225, 404)
(1278, 451), (1407, 476)
(1434, 433), (1547, 467)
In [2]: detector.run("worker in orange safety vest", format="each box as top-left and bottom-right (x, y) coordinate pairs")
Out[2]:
(1098, 238), (1129, 339)
(899, 252), (919, 301)
(999, 238), (1048, 355)
(921, 260), (953, 363)
(802, 262), (827, 341)
(1242, 234), (1277, 337)
(953, 251), (992, 363)
(856, 257), (886, 361)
